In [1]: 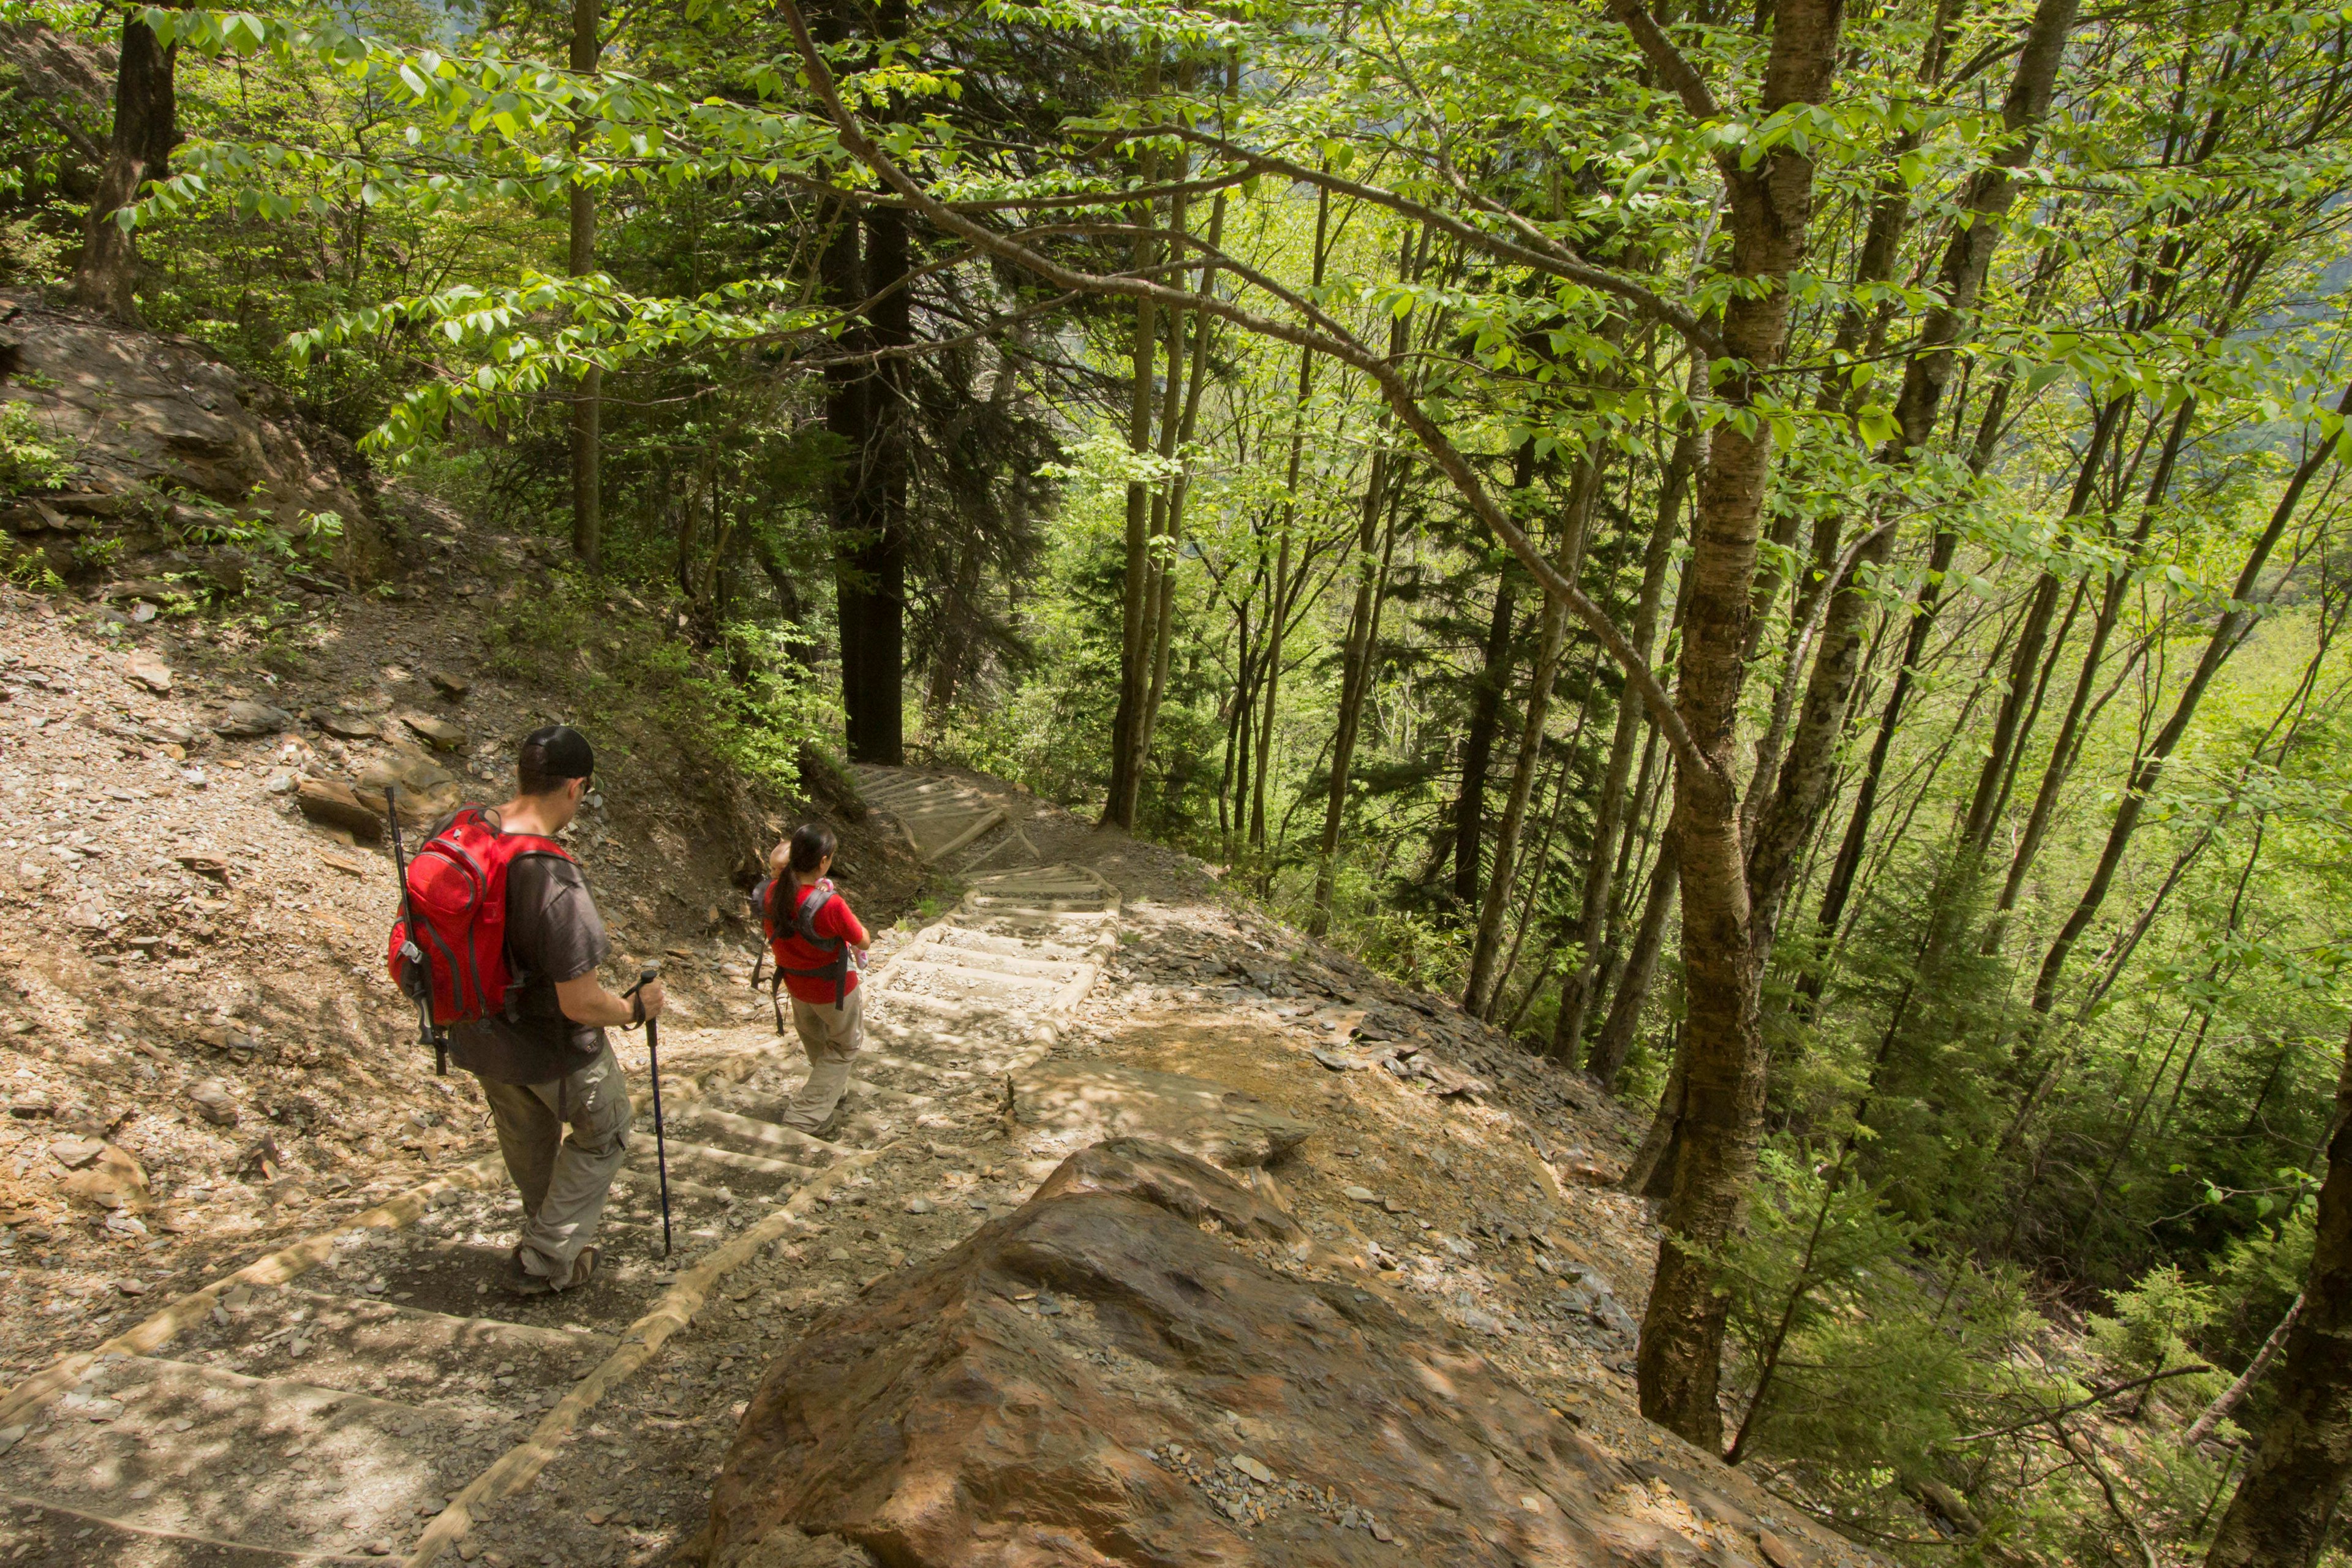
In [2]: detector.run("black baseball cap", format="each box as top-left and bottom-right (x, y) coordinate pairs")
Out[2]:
(519, 725), (595, 787)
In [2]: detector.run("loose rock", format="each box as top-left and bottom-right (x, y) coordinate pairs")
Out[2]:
(295, 778), (386, 843)
(214, 699), (296, 737)
(187, 1078), (239, 1126)
(401, 712), (467, 750)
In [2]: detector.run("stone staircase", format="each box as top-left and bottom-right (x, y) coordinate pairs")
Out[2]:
(0, 769), (1117, 1566)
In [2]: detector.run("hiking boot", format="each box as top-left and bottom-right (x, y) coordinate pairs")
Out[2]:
(501, 1243), (599, 1296)
(565, 1245), (600, 1290)
(502, 1245), (557, 1297)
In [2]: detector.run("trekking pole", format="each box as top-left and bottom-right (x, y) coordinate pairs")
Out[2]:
(631, 962), (673, 1258)
(383, 785), (444, 1076)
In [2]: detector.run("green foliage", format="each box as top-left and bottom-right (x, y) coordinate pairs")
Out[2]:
(2087, 1267), (2223, 1403)
(0, 401), (74, 494)
(479, 574), (832, 801)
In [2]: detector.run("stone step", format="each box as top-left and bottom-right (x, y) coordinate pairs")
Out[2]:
(959, 879), (1096, 902)
(0, 1357), (480, 1561)
(0, 1491), (388, 1566)
(672, 1107), (846, 1159)
(885, 957), (1066, 996)
(342, 1241), (671, 1330)
(858, 1049), (986, 1084)
(639, 1137), (814, 1180)
(870, 987), (1029, 1023)
(930, 929), (1096, 962)
(168, 1286), (609, 1415)
(908, 944), (1084, 980)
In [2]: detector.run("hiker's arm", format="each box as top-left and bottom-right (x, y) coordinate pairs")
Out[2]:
(555, 971), (665, 1025)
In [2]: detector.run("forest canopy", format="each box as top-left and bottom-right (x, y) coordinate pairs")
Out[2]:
(5, 0), (2352, 1561)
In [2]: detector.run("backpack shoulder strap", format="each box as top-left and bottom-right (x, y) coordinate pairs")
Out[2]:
(795, 884), (838, 947)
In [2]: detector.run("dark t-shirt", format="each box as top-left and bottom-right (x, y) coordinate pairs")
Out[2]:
(447, 851), (612, 1085)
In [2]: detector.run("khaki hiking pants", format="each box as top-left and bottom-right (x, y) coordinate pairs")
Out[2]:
(783, 982), (863, 1134)
(480, 1042), (633, 1280)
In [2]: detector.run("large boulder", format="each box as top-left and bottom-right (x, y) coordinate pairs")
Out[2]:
(701, 1139), (1787, 1568)
(1005, 1061), (1313, 1172)
(0, 288), (386, 580)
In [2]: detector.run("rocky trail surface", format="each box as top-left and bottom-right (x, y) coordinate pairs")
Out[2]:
(1, 741), (1889, 1568)
(0, 776), (1115, 1565)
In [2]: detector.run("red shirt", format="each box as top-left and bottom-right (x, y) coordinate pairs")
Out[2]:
(772, 878), (869, 1004)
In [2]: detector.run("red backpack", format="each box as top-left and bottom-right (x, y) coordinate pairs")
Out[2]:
(386, 807), (573, 1028)
(747, 875), (851, 1030)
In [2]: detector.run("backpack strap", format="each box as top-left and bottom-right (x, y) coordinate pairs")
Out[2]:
(781, 883), (853, 1010)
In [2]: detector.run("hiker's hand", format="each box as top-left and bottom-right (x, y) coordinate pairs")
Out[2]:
(556, 972), (665, 1028)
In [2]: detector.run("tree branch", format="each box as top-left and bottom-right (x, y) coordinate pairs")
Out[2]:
(1133, 126), (1719, 355)
(774, 0), (1721, 790)
(1604, 0), (1724, 121)
(1944, 1364), (2214, 1444)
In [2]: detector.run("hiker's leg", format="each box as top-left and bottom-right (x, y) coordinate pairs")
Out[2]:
(513, 1044), (633, 1280)
(782, 985), (862, 1134)
(479, 1075), (560, 1219)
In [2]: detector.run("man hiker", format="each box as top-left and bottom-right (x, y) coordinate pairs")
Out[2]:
(445, 725), (664, 1295)
(763, 823), (871, 1136)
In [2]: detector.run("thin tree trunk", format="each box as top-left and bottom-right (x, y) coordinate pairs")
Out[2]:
(2031, 380), (2352, 1017)
(1453, 556), (1521, 905)
(1959, 398), (2129, 856)
(1556, 421), (1692, 1058)
(2203, 1022), (2352, 1568)
(1134, 190), (1224, 807)
(1310, 229), (1421, 935)
(567, 0), (602, 570)
(70, 2), (178, 324)
(2188, 1293), (2305, 1447)
(1465, 458), (1601, 1015)
(1101, 57), (1163, 828)
(1463, 590), (1569, 1016)
(1593, 829), (1680, 1091)
(845, 190), (910, 766)
(1246, 189), (1332, 862)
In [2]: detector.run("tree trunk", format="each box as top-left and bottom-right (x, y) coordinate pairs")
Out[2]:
(1462, 589), (1567, 1015)
(70, 2), (179, 324)
(1620, 0), (1847, 1449)
(1101, 66), (1163, 827)
(1310, 451), (1398, 935)
(1556, 424), (1692, 1059)
(1959, 398), (2128, 856)
(2203, 1023), (2352, 1568)
(1310, 228), (1419, 936)
(1453, 560), (1521, 906)
(2030, 380), (2352, 1017)
(1134, 189), (1224, 810)
(824, 189), (910, 767)
(1991, 457), (2176, 932)
(1466, 456), (1602, 1016)
(566, 0), (602, 570)
(2188, 1292), (2305, 1446)
(1592, 828), (1680, 1091)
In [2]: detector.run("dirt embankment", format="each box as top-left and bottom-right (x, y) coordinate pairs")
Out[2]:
(0, 389), (924, 1388)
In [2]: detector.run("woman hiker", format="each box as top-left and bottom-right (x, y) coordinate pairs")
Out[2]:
(760, 823), (872, 1137)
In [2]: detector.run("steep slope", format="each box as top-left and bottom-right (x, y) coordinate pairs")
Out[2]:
(0, 512), (922, 1393)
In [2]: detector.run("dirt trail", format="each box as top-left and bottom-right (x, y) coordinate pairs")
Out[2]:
(0, 766), (1876, 1568)
(0, 773), (1112, 1566)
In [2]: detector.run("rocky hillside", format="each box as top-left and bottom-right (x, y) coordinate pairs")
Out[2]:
(0, 300), (926, 1387)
